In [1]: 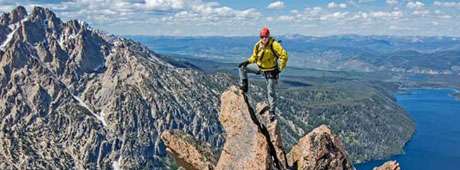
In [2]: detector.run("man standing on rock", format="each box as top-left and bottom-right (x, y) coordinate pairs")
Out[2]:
(238, 26), (288, 119)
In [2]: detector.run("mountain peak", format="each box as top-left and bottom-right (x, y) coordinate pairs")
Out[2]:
(30, 6), (51, 19)
(29, 6), (62, 29)
(0, 5), (27, 25)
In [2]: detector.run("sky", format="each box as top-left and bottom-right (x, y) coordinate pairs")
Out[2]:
(0, 0), (460, 36)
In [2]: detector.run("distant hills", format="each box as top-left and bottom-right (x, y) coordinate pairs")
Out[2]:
(130, 34), (460, 76)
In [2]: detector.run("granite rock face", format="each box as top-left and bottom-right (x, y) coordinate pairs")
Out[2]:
(162, 86), (355, 170)
(216, 86), (274, 170)
(160, 130), (217, 170)
(0, 6), (232, 169)
(287, 125), (353, 170)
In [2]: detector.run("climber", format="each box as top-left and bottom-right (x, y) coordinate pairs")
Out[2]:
(238, 26), (288, 119)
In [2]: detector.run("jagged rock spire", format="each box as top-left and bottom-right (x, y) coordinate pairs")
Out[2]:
(161, 86), (355, 170)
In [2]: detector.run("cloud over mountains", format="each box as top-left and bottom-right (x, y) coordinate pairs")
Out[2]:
(0, 0), (459, 36)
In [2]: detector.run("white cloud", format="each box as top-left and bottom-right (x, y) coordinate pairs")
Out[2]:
(389, 25), (416, 31)
(433, 1), (460, 8)
(2, 0), (460, 36)
(290, 9), (299, 14)
(161, 2), (261, 23)
(266, 16), (274, 21)
(144, 0), (192, 10)
(327, 2), (347, 9)
(357, 0), (375, 3)
(386, 0), (398, 5)
(310, 7), (322, 15)
(439, 15), (452, 19)
(370, 11), (403, 18)
(346, 11), (370, 21)
(278, 15), (294, 21)
(412, 9), (430, 16)
(320, 11), (349, 20)
(267, 1), (285, 9)
(404, 1), (431, 17)
(406, 1), (424, 9)
(12, 0), (262, 26)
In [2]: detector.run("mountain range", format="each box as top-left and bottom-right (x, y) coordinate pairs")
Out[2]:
(130, 34), (460, 76)
(0, 6), (415, 169)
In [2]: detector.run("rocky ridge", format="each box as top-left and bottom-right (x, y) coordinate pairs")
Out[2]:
(161, 86), (353, 169)
(162, 86), (399, 170)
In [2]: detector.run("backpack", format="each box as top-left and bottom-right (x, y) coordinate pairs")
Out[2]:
(256, 38), (282, 61)
(270, 39), (282, 59)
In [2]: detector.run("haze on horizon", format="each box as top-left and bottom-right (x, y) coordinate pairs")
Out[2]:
(1, 0), (460, 37)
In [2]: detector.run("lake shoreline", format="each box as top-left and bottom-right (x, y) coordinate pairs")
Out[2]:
(355, 88), (460, 170)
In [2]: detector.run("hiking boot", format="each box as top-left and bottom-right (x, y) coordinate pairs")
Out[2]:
(240, 79), (248, 93)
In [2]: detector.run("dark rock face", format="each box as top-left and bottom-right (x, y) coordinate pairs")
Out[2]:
(0, 6), (27, 47)
(0, 6), (27, 25)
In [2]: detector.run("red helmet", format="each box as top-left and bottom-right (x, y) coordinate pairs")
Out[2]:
(260, 27), (270, 37)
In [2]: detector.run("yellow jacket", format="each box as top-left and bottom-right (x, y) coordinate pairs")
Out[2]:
(247, 37), (288, 72)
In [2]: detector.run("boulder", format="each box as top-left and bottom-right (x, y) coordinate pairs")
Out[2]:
(287, 125), (353, 170)
(373, 160), (400, 170)
(161, 130), (216, 170)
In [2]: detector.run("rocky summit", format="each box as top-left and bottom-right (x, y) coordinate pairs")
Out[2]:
(161, 86), (397, 170)
(162, 86), (353, 170)
(0, 6), (413, 169)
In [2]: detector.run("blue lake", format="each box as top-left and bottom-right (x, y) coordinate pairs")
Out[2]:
(356, 88), (460, 170)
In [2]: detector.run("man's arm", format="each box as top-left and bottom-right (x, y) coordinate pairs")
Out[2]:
(272, 41), (288, 71)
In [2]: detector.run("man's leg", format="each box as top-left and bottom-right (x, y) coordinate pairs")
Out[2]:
(239, 64), (260, 92)
(267, 77), (278, 120)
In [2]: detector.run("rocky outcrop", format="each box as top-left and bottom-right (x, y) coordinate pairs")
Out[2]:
(374, 161), (400, 170)
(160, 130), (217, 170)
(216, 86), (276, 169)
(256, 102), (289, 169)
(287, 125), (353, 170)
(162, 86), (355, 170)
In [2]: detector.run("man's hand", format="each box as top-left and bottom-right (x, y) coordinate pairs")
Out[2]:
(238, 60), (250, 68)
